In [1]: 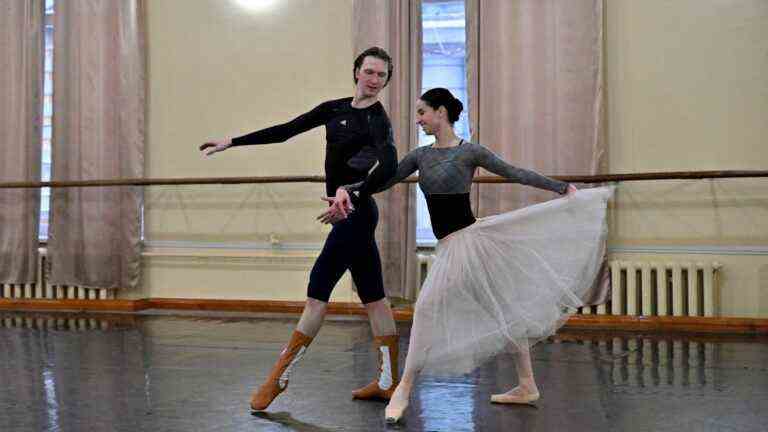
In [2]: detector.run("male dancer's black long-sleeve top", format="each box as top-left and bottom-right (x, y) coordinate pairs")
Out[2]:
(231, 97), (397, 199)
(230, 97), (396, 304)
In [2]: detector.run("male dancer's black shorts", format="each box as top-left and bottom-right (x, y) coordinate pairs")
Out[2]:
(307, 196), (385, 304)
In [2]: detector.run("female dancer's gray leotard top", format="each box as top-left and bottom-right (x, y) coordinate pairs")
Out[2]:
(345, 140), (568, 239)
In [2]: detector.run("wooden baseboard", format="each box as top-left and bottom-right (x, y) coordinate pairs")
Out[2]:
(0, 298), (414, 321)
(1, 298), (766, 333)
(0, 298), (146, 312)
(554, 328), (768, 343)
(145, 298), (415, 321)
(564, 314), (768, 334)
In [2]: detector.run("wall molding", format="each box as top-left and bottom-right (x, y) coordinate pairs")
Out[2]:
(609, 245), (768, 256)
(141, 240), (323, 267)
(419, 244), (768, 255)
(143, 240), (323, 252)
(139, 241), (768, 256)
(141, 251), (318, 269)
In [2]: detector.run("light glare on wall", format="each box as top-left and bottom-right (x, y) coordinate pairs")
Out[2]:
(235, 0), (276, 12)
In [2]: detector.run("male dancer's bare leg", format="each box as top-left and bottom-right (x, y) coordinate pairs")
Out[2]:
(364, 298), (397, 336)
(296, 297), (328, 337)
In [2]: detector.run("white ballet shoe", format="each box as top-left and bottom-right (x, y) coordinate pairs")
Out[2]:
(490, 386), (540, 404)
(384, 401), (408, 424)
(384, 387), (409, 423)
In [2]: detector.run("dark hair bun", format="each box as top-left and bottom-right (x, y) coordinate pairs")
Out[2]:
(420, 87), (463, 124)
(448, 98), (464, 122)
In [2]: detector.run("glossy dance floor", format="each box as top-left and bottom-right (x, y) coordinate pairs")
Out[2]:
(1, 311), (766, 432)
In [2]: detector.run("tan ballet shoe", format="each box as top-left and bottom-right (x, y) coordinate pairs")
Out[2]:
(352, 335), (399, 401)
(250, 330), (313, 411)
(490, 387), (540, 405)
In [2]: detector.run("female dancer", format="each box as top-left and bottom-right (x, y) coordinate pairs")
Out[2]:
(201, 47), (402, 411)
(322, 88), (612, 423)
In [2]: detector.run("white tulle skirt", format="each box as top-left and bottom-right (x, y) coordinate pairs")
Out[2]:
(406, 186), (614, 376)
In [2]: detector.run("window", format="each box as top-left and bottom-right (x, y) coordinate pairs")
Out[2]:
(417, 0), (469, 246)
(40, 0), (55, 240)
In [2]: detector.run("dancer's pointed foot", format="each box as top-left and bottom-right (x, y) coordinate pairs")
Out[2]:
(384, 384), (410, 424)
(490, 385), (540, 404)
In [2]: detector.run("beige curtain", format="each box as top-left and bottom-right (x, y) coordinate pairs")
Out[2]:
(353, 0), (422, 300)
(467, 0), (605, 215)
(48, 0), (146, 290)
(467, 0), (609, 304)
(0, 0), (44, 284)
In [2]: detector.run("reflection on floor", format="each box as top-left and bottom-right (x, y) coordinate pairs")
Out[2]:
(1, 311), (766, 432)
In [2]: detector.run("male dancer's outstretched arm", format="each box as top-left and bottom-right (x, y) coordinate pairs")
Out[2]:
(200, 101), (332, 155)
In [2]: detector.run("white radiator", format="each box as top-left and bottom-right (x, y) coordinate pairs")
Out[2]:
(415, 255), (722, 318)
(416, 252), (437, 287)
(587, 260), (722, 317)
(0, 248), (115, 301)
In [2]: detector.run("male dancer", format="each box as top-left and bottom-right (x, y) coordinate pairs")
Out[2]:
(201, 47), (401, 411)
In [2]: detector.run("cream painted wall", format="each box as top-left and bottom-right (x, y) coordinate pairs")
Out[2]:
(147, 0), (354, 179)
(606, 0), (768, 173)
(139, 0), (768, 316)
(140, 0), (357, 302)
(605, 0), (768, 317)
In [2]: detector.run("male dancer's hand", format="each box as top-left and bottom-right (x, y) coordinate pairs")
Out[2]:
(199, 138), (232, 156)
(317, 197), (346, 224)
(317, 188), (354, 224)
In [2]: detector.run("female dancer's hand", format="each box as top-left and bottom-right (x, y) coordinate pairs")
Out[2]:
(199, 138), (232, 156)
(317, 188), (354, 224)
(566, 184), (578, 196)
